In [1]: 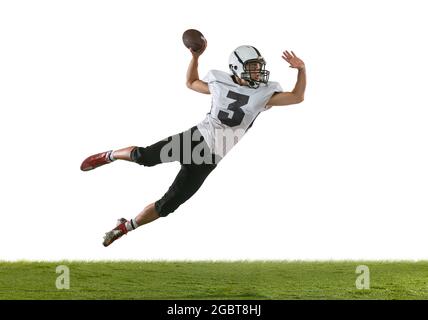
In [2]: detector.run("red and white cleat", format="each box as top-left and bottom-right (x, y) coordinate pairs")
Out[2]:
(102, 218), (128, 247)
(80, 151), (113, 171)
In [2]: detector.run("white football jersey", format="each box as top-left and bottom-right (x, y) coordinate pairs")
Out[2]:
(197, 70), (283, 160)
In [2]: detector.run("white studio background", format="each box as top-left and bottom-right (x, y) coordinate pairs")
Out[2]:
(0, 0), (427, 261)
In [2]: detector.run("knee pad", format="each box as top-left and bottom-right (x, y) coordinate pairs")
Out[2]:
(155, 200), (176, 217)
(130, 147), (158, 166)
(130, 147), (145, 165)
(131, 147), (160, 167)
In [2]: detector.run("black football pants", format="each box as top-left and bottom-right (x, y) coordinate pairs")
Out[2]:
(130, 126), (218, 217)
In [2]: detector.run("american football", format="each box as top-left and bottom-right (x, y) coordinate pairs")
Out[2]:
(182, 29), (206, 52)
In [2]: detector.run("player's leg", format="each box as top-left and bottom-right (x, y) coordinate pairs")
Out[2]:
(102, 163), (217, 247)
(153, 164), (217, 217)
(80, 128), (193, 171)
(111, 146), (136, 161)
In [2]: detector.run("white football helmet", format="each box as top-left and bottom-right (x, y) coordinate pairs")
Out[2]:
(229, 45), (270, 89)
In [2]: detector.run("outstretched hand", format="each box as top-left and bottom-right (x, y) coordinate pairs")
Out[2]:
(190, 38), (207, 58)
(282, 50), (305, 70)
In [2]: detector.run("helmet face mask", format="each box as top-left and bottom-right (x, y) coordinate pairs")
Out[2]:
(229, 46), (270, 89)
(241, 59), (270, 89)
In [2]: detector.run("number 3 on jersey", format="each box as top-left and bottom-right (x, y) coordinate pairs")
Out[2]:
(218, 91), (249, 127)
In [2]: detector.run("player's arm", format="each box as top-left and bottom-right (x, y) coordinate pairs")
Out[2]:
(267, 50), (306, 107)
(186, 39), (210, 94)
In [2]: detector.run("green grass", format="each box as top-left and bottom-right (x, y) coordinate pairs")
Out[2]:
(1, 261), (428, 299)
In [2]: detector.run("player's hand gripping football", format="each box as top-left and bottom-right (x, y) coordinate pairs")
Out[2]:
(190, 38), (207, 58)
(282, 50), (305, 70)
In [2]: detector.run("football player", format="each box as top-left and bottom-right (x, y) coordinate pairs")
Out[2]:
(80, 39), (306, 247)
